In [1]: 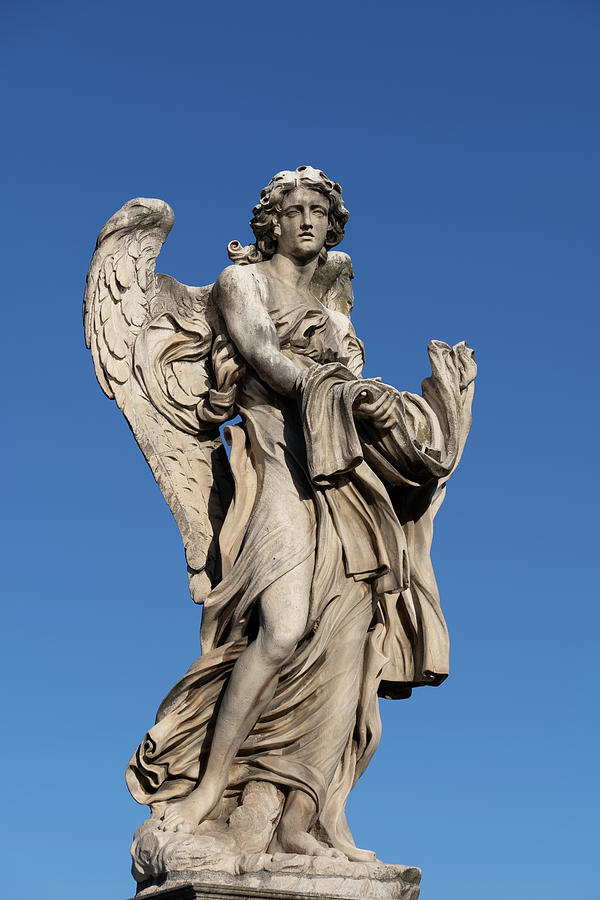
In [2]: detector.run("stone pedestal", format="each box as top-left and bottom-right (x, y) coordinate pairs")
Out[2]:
(130, 859), (421, 900)
(128, 812), (420, 900)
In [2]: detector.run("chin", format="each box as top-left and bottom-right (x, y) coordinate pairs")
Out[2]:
(295, 242), (320, 256)
(295, 249), (320, 263)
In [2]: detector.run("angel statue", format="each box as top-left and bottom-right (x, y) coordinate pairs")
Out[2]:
(84, 166), (476, 877)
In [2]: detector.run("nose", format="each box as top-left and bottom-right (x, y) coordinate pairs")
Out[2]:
(300, 207), (313, 229)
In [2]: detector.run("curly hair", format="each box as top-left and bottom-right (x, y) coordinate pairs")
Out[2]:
(227, 165), (349, 266)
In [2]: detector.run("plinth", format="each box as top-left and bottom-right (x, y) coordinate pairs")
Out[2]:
(130, 858), (421, 900)
(129, 803), (421, 900)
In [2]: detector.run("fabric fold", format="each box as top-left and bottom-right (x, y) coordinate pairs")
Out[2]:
(126, 277), (476, 858)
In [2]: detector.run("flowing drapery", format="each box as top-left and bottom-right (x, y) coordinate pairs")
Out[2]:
(127, 302), (475, 855)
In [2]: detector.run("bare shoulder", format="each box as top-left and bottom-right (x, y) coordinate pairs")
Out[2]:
(215, 263), (264, 291)
(215, 264), (248, 291)
(215, 264), (268, 319)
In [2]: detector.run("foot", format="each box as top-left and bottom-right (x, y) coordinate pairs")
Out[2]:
(272, 826), (346, 859)
(342, 844), (377, 862)
(158, 784), (222, 834)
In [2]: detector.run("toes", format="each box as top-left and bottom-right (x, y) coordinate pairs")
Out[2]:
(160, 811), (196, 834)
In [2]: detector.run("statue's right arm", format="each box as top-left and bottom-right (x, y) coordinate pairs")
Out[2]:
(213, 266), (301, 396)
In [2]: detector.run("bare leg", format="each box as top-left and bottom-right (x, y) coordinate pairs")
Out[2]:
(160, 554), (314, 833)
(271, 790), (345, 858)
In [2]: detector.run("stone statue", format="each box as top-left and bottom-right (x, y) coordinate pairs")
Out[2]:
(84, 166), (475, 898)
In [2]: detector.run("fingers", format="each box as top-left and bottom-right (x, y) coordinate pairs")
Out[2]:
(371, 394), (396, 416)
(358, 394), (396, 418)
(356, 391), (397, 426)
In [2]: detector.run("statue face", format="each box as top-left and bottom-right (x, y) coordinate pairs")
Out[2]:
(274, 186), (329, 261)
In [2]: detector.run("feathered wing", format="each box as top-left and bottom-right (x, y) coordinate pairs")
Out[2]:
(311, 249), (357, 319)
(83, 198), (241, 601)
(311, 250), (365, 376)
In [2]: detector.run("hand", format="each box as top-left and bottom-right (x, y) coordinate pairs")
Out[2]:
(354, 386), (397, 430)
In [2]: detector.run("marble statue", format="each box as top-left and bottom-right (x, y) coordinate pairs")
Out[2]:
(84, 166), (475, 897)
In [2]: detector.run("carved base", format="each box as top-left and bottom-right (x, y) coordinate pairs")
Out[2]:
(129, 784), (420, 899)
(130, 857), (421, 900)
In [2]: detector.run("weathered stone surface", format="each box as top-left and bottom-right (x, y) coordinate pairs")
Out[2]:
(131, 853), (421, 900)
(131, 816), (420, 898)
(85, 166), (475, 886)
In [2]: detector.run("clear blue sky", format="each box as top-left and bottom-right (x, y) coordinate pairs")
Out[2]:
(1, 2), (598, 898)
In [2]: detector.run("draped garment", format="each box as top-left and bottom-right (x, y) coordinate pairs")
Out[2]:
(126, 271), (475, 856)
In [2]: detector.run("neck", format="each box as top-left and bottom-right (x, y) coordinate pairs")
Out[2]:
(267, 251), (319, 289)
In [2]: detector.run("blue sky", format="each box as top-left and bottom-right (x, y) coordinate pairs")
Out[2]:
(1, 2), (598, 898)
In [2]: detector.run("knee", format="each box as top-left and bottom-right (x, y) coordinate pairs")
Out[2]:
(259, 623), (303, 666)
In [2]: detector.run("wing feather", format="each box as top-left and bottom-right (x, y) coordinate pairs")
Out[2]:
(121, 284), (147, 327)
(116, 251), (135, 289)
(311, 250), (355, 318)
(83, 198), (239, 600)
(84, 198), (173, 399)
(311, 251), (365, 376)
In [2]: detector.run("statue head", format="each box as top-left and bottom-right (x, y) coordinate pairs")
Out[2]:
(228, 165), (349, 266)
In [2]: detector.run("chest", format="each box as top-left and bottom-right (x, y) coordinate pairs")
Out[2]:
(263, 278), (349, 362)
